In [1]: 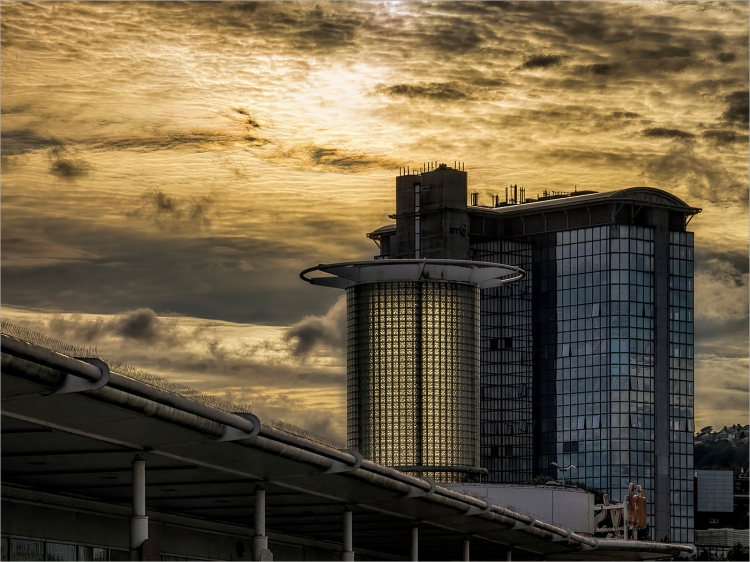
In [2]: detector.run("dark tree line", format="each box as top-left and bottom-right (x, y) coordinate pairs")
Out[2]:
(694, 441), (749, 472)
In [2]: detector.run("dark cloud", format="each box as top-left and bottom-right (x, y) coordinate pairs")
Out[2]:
(274, 143), (399, 173)
(1, 230), (101, 268)
(695, 246), (749, 279)
(3, 126), (267, 156)
(2, 129), (63, 156)
(0, 214), (352, 325)
(692, 249), (748, 360)
(642, 127), (695, 140)
(701, 129), (749, 147)
(177, 1), (366, 55)
(642, 145), (748, 205)
(284, 297), (345, 356)
(582, 63), (620, 76)
(49, 157), (91, 179)
(717, 51), (736, 63)
(375, 81), (472, 101)
(47, 146), (92, 179)
(421, 23), (485, 55)
(690, 78), (745, 95)
(630, 46), (693, 60)
(114, 308), (165, 341)
(48, 308), (179, 345)
(518, 54), (570, 71)
(611, 111), (641, 119)
(88, 130), (259, 153)
(721, 90), (749, 126)
(130, 188), (216, 229)
(233, 107), (262, 128)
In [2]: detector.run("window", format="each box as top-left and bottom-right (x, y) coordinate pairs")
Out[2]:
(503, 337), (513, 349)
(490, 338), (499, 350)
(10, 539), (44, 561)
(46, 543), (76, 561)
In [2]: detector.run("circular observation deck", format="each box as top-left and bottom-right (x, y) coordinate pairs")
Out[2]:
(300, 259), (526, 484)
(300, 259), (525, 289)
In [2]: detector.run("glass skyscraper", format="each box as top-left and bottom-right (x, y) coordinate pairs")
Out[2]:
(366, 164), (700, 542)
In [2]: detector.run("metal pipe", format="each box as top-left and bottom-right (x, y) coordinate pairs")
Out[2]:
(106, 372), (257, 436)
(1, 335), (102, 382)
(593, 539), (695, 556)
(2, 339), (258, 439)
(2, 353), (67, 389)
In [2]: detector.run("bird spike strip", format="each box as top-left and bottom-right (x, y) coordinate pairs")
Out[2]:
(1, 320), (343, 450)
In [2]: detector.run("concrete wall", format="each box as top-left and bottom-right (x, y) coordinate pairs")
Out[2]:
(395, 167), (468, 259)
(443, 483), (594, 534)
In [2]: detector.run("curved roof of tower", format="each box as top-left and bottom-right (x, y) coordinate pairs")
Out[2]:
(473, 187), (701, 217)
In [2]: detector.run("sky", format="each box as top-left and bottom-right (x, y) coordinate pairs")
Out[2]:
(2, 1), (748, 442)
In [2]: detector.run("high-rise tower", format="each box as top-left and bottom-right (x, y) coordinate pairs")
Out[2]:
(367, 165), (701, 542)
(301, 260), (523, 483)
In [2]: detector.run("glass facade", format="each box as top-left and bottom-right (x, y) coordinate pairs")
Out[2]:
(474, 223), (693, 540)
(669, 231), (695, 543)
(474, 240), (533, 483)
(346, 281), (480, 483)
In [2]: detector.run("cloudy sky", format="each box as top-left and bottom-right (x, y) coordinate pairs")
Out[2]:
(2, 1), (748, 441)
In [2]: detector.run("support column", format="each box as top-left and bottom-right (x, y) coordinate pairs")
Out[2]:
(253, 487), (269, 561)
(130, 457), (148, 561)
(505, 549), (512, 561)
(651, 208), (671, 541)
(462, 538), (470, 562)
(410, 524), (418, 561)
(342, 508), (354, 561)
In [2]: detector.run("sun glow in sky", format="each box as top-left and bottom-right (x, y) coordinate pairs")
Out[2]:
(2, 1), (748, 441)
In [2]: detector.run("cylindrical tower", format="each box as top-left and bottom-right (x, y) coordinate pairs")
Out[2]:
(301, 260), (523, 483)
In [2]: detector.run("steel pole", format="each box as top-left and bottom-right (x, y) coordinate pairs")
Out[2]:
(130, 457), (148, 560)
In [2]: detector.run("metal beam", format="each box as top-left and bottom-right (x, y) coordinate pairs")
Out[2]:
(3, 465), (199, 477)
(2, 448), (129, 458)
(1, 427), (54, 434)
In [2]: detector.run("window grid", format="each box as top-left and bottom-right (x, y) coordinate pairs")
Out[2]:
(668, 231), (695, 544)
(346, 281), (480, 483)
(474, 240), (533, 483)
(474, 224), (667, 537)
